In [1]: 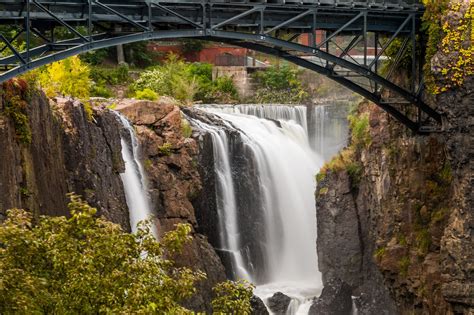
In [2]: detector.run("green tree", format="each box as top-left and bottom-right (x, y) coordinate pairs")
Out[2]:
(0, 194), (217, 314)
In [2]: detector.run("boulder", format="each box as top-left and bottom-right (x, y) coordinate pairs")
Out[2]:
(309, 278), (352, 315)
(250, 295), (269, 315)
(267, 292), (291, 314)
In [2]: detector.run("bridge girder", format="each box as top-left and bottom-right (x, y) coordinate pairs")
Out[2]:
(0, 0), (442, 133)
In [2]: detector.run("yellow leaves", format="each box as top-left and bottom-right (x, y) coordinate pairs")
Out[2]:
(37, 56), (91, 99)
(425, 0), (473, 94)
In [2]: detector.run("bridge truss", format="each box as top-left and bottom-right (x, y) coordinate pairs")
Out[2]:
(0, 0), (441, 133)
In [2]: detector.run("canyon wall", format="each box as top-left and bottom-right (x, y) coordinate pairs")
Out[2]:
(316, 77), (473, 314)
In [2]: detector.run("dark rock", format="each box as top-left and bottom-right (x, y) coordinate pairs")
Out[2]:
(0, 92), (129, 230)
(309, 278), (352, 315)
(185, 107), (268, 282)
(267, 292), (291, 314)
(251, 295), (269, 315)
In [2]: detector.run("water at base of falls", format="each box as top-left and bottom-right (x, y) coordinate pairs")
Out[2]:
(192, 104), (348, 314)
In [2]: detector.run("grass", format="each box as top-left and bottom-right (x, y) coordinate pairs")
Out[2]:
(374, 246), (386, 260)
(398, 256), (410, 277)
(181, 119), (192, 138)
(158, 142), (173, 156)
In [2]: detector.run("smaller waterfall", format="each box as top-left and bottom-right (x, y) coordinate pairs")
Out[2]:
(187, 116), (252, 281)
(114, 112), (156, 237)
(308, 104), (349, 161)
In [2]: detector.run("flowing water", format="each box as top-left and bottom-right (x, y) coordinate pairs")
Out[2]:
(192, 104), (349, 314)
(114, 112), (157, 237)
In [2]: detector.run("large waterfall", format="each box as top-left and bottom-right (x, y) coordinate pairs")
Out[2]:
(114, 112), (156, 237)
(192, 103), (349, 314)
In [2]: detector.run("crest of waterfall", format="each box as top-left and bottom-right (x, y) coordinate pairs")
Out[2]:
(198, 104), (309, 138)
(114, 112), (157, 237)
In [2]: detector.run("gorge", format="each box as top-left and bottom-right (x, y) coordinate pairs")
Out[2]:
(0, 1), (472, 310)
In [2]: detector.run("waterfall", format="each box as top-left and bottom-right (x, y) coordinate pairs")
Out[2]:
(187, 117), (252, 281)
(191, 103), (349, 314)
(114, 112), (156, 237)
(308, 104), (349, 161)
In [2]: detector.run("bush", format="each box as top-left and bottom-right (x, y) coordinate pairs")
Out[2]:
(90, 64), (130, 86)
(36, 56), (91, 99)
(211, 280), (254, 314)
(0, 194), (253, 313)
(135, 88), (158, 101)
(91, 85), (113, 98)
(133, 54), (239, 104)
(251, 65), (309, 103)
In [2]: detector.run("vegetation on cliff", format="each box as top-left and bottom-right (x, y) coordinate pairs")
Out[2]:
(0, 194), (253, 314)
(1, 79), (32, 144)
(422, 0), (473, 94)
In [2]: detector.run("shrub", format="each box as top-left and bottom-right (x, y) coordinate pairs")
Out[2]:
(91, 85), (113, 98)
(36, 56), (91, 99)
(135, 88), (158, 101)
(80, 49), (110, 65)
(133, 54), (239, 104)
(158, 142), (173, 156)
(0, 194), (253, 313)
(211, 280), (254, 314)
(251, 64), (309, 103)
(90, 64), (130, 86)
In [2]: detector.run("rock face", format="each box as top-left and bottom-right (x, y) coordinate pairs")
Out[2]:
(316, 77), (473, 314)
(116, 99), (226, 313)
(267, 292), (292, 314)
(0, 86), (227, 312)
(0, 86), (129, 229)
(309, 278), (353, 315)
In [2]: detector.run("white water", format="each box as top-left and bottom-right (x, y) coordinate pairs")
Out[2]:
(114, 112), (157, 237)
(188, 117), (253, 281)
(194, 104), (349, 314)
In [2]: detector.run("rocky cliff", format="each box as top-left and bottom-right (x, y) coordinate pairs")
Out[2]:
(0, 81), (227, 312)
(315, 77), (473, 314)
(115, 99), (227, 313)
(0, 80), (129, 228)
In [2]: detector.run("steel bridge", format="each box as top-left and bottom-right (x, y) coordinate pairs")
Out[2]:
(0, 0), (441, 133)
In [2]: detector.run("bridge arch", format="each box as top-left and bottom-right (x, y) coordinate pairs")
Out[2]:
(0, 0), (441, 133)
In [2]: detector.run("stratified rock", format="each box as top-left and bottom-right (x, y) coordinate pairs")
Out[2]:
(0, 90), (129, 230)
(309, 278), (352, 315)
(267, 292), (291, 314)
(251, 295), (269, 315)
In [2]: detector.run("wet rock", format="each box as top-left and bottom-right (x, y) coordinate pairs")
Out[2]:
(309, 278), (352, 315)
(251, 295), (269, 315)
(267, 292), (291, 314)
